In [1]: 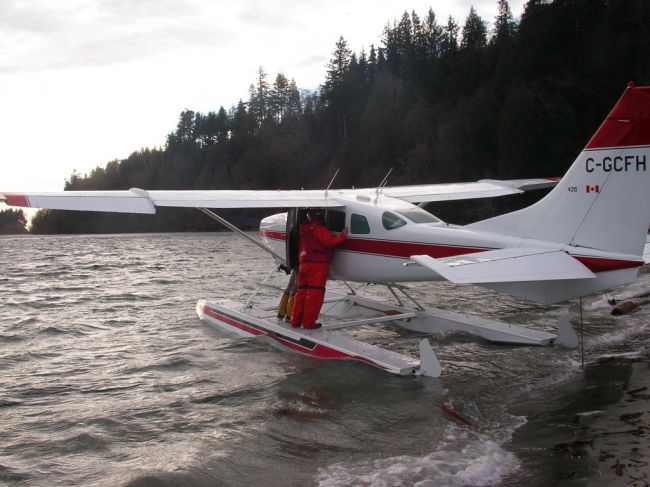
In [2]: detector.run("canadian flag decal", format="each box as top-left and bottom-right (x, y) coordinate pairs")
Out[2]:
(585, 185), (600, 193)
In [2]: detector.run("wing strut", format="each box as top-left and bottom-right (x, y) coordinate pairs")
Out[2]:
(198, 208), (286, 264)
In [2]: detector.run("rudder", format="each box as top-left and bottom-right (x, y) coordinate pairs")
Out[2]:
(469, 83), (650, 257)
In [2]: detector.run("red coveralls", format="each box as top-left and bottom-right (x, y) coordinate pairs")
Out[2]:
(290, 219), (347, 329)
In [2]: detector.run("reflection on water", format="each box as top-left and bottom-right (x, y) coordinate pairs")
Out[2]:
(0, 233), (648, 486)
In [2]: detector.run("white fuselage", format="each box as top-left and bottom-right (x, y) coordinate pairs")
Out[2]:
(259, 193), (642, 304)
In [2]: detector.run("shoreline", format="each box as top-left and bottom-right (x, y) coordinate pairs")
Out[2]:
(506, 349), (650, 486)
(584, 355), (650, 485)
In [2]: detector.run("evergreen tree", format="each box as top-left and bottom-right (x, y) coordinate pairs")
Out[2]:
(167, 109), (197, 148)
(368, 44), (378, 81)
(285, 79), (302, 119)
(493, 0), (516, 45)
(411, 10), (425, 62)
(461, 7), (487, 51)
(215, 107), (230, 144)
(270, 72), (290, 123)
(323, 36), (352, 101)
(396, 11), (414, 62)
(423, 8), (443, 59)
(249, 66), (271, 126)
(229, 100), (256, 149)
(441, 16), (459, 55)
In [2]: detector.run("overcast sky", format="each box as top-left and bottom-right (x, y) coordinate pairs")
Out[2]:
(1, 0), (526, 194)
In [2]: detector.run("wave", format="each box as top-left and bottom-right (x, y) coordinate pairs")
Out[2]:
(316, 427), (520, 487)
(0, 334), (25, 342)
(0, 398), (23, 408)
(53, 432), (110, 454)
(0, 463), (30, 482)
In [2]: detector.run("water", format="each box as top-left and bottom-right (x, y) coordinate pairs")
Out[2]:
(1, 233), (648, 486)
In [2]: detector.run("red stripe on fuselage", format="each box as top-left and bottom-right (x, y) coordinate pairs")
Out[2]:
(260, 230), (286, 241)
(342, 237), (488, 259)
(257, 230), (642, 273)
(573, 255), (643, 272)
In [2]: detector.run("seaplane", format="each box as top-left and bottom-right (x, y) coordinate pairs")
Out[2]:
(3, 83), (650, 378)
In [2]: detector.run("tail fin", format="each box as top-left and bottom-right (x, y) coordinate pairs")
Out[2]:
(468, 83), (650, 257)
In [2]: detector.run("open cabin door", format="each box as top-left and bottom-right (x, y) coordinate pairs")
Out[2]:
(285, 208), (302, 272)
(285, 208), (347, 273)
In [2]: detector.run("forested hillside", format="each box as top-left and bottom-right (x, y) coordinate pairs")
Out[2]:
(31, 0), (650, 233)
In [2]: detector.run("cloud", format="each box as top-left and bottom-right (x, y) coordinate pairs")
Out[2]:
(0, 0), (529, 74)
(0, 0), (238, 73)
(0, 0), (531, 193)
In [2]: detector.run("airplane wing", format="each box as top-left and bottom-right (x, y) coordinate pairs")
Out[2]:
(0, 189), (344, 214)
(374, 178), (559, 203)
(0, 178), (559, 213)
(410, 248), (596, 284)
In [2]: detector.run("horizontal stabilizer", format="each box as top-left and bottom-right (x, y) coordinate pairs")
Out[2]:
(410, 248), (596, 284)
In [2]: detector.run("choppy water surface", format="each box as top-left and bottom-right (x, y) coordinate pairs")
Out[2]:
(1, 233), (649, 486)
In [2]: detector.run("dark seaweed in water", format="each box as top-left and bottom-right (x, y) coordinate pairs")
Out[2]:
(1, 233), (649, 486)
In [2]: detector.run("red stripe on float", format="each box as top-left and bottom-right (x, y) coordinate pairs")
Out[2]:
(203, 307), (267, 336)
(203, 306), (392, 371)
(272, 335), (390, 370)
(273, 335), (348, 358)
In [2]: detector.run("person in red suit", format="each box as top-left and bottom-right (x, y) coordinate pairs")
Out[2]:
(290, 210), (348, 329)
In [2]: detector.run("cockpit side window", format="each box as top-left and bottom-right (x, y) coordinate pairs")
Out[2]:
(382, 211), (407, 230)
(326, 210), (346, 232)
(351, 214), (370, 234)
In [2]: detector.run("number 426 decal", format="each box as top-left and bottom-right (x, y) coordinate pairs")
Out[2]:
(567, 185), (600, 193)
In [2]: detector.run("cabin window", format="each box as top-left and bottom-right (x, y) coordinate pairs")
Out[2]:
(382, 211), (407, 230)
(351, 214), (370, 234)
(326, 210), (346, 232)
(395, 207), (441, 224)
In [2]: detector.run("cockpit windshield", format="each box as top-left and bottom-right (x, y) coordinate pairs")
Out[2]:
(395, 207), (442, 224)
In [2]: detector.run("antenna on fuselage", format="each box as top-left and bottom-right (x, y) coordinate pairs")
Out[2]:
(377, 168), (393, 192)
(375, 167), (393, 202)
(324, 168), (340, 198)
